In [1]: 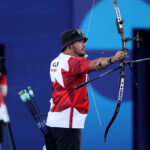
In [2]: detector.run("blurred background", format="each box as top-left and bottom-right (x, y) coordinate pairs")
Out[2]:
(1, 0), (150, 149)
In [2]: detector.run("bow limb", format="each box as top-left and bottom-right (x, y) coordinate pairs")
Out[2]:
(104, 65), (125, 142)
(112, 0), (128, 54)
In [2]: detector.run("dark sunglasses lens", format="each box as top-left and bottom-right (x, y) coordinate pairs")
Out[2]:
(76, 30), (83, 35)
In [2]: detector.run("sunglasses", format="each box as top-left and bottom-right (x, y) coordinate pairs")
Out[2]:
(75, 29), (84, 35)
(67, 29), (84, 39)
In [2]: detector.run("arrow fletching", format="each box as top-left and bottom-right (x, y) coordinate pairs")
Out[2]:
(27, 86), (35, 98)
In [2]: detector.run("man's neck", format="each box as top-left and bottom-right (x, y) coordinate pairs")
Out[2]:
(63, 48), (85, 58)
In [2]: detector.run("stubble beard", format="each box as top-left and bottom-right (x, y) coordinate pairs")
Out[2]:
(72, 46), (85, 58)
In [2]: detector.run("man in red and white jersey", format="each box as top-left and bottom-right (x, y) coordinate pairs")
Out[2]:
(46, 29), (126, 150)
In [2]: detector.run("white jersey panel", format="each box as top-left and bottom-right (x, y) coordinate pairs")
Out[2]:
(50, 53), (71, 87)
(72, 108), (87, 128)
(46, 108), (71, 128)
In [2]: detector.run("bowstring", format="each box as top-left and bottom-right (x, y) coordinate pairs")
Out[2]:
(86, 0), (105, 136)
(88, 76), (105, 137)
(86, 0), (95, 37)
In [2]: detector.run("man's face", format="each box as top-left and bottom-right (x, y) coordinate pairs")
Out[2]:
(71, 40), (86, 57)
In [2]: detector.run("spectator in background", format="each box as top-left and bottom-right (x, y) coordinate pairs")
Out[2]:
(0, 57), (7, 150)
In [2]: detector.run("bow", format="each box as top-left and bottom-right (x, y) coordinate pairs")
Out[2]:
(104, 0), (127, 142)
(104, 0), (142, 141)
(76, 0), (142, 142)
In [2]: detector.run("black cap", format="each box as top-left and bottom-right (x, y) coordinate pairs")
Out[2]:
(60, 29), (88, 51)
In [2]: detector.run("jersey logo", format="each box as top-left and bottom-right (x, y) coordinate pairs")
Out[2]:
(52, 62), (59, 67)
